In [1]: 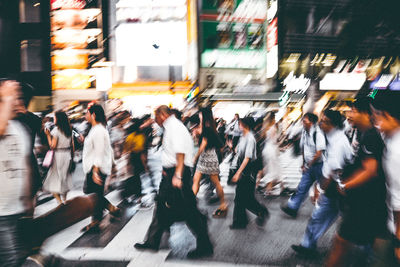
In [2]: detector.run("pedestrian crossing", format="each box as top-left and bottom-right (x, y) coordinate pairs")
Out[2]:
(31, 147), (303, 266)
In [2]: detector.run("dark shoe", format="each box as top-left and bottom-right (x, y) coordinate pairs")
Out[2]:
(281, 205), (298, 218)
(229, 223), (247, 230)
(187, 246), (213, 259)
(110, 207), (122, 218)
(291, 244), (317, 258)
(256, 210), (269, 227)
(134, 242), (159, 252)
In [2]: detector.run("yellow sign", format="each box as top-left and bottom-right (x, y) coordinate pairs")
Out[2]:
(52, 54), (88, 70)
(52, 73), (91, 90)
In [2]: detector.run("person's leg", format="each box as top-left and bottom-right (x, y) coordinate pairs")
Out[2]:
(242, 177), (269, 220)
(0, 214), (29, 266)
(61, 193), (67, 204)
(192, 171), (203, 195)
(53, 193), (63, 205)
(232, 179), (248, 227)
(301, 194), (339, 250)
(326, 234), (353, 267)
(287, 167), (315, 211)
(209, 174), (227, 211)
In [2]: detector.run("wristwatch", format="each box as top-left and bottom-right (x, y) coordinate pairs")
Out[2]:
(174, 174), (182, 180)
(338, 181), (346, 192)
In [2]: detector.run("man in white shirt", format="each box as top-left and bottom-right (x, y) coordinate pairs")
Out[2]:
(292, 110), (353, 257)
(135, 106), (213, 259)
(0, 81), (34, 266)
(372, 91), (400, 265)
(282, 113), (326, 217)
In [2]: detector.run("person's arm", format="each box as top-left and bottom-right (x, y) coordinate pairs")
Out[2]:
(193, 137), (207, 164)
(309, 150), (323, 167)
(92, 128), (106, 185)
(0, 81), (19, 136)
(393, 211), (400, 262)
(340, 157), (378, 192)
(45, 128), (58, 149)
(232, 157), (250, 183)
(172, 153), (185, 188)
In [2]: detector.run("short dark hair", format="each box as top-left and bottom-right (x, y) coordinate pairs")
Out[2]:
(303, 112), (318, 124)
(239, 116), (255, 130)
(323, 109), (344, 129)
(372, 91), (400, 121)
(155, 105), (172, 116)
(350, 97), (373, 115)
(88, 104), (107, 126)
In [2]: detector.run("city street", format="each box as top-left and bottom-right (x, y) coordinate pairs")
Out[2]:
(25, 149), (339, 267)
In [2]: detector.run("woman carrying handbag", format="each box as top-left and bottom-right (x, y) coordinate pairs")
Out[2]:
(42, 111), (73, 205)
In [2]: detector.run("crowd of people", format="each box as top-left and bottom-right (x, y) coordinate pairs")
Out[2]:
(0, 79), (399, 266)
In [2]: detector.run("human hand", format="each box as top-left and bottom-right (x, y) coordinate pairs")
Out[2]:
(92, 171), (103, 185)
(231, 172), (241, 183)
(172, 175), (182, 188)
(0, 80), (19, 102)
(301, 165), (308, 173)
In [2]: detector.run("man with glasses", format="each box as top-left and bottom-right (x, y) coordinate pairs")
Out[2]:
(291, 110), (353, 257)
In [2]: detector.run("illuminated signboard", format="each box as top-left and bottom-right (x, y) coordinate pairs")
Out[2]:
(52, 73), (91, 90)
(51, 0), (86, 10)
(52, 53), (88, 70)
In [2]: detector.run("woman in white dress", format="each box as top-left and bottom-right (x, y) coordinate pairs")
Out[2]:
(260, 111), (282, 195)
(43, 111), (74, 204)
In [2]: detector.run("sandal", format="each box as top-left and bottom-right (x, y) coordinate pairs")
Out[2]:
(81, 222), (100, 233)
(109, 207), (122, 218)
(212, 208), (227, 218)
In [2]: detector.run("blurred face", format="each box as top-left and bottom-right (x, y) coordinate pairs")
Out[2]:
(373, 109), (400, 136)
(319, 115), (333, 133)
(347, 107), (370, 129)
(85, 111), (92, 124)
(302, 116), (312, 131)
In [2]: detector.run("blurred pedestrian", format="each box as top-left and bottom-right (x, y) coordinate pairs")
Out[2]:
(291, 110), (353, 257)
(81, 104), (120, 233)
(135, 105), (213, 258)
(0, 80), (34, 266)
(192, 107), (227, 218)
(42, 111), (74, 205)
(371, 91), (400, 266)
(230, 117), (269, 229)
(281, 112), (326, 217)
(260, 112), (282, 196)
(326, 97), (388, 266)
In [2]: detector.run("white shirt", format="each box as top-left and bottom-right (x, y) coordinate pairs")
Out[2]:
(383, 129), (400, 233)
(0, 121), (31, 216)
(82, 124), (113, 175)
(300, 125), (326, 165)
(162, 115), (194, 168)
(322, 129), (353, 180)
(226, 119), (241, 137)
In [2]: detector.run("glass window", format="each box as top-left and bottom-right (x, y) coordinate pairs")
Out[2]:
(19, 0), (41, 23)
(21, 40), (42, 72)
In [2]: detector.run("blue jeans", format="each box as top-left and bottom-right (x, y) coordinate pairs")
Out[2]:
(301, 193), (339, 249)
(0, 213), (29, 267)
(288, 162), (323, 211)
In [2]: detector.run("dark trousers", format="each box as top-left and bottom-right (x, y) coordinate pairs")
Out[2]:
(0, 213), (29, 267)
(144, 166), (212, 250)
(84, 170), (111, 222)
(233, 175), (268, 226)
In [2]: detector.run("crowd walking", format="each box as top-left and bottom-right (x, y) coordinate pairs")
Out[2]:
(1, 79), (400, 266)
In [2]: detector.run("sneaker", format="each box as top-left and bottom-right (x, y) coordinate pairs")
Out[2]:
(281, 205), (298, 218)
(255, 210), (269, 227)
(187, 246), (213, 259)
(291, 244), (317, 258)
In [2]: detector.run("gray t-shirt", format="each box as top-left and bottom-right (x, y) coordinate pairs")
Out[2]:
(234, 131), (257, 176)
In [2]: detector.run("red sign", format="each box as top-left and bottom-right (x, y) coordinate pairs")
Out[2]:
(51, 0), (86, 10)
(267, 18), (278, 51)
